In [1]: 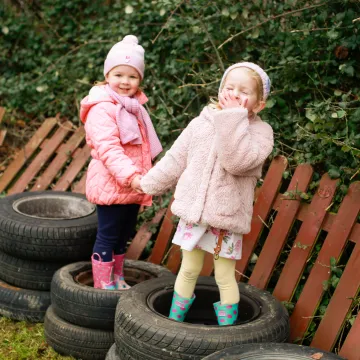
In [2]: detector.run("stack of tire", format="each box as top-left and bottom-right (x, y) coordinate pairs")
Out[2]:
(44, 260), (174, 360)
(0, 191), (98, 322)
(106, 276), (292, 360)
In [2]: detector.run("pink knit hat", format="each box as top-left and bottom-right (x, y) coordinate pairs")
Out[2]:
(104, 35), (145, 79)
(219, 62), (271, 100)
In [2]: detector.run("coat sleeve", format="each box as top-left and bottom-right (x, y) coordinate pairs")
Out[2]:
(213, 108), (274, 175)
(140, 121), (193, 195)
(85, 103), (140, 187)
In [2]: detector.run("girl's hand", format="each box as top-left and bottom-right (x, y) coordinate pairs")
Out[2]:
(219, 90), (248, 110)
(131, 175), (143, 193)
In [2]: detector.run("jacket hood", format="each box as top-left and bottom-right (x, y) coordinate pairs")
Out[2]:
(80, 86), (113, 124)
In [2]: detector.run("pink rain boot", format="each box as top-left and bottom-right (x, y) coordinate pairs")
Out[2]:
(91, 253), (116, 290)
(113, 254), (131, 290)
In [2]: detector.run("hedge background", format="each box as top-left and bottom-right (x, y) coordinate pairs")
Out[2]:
(1, 0), (359, 201)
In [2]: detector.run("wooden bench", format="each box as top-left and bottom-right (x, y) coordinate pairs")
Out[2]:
(0, 114), (359, 359)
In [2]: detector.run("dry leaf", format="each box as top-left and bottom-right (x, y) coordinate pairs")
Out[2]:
(311, 353), (324, 359)
(16, 120), (26, 128)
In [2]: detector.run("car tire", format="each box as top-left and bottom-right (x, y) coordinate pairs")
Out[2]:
(51, 260), (174, 330)
(0, 191), (97, 261)
(114, 276), (290, 360)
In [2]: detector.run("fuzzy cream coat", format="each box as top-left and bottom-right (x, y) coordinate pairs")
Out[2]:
(140, 106), (274, 234)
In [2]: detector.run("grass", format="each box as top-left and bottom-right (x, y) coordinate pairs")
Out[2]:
(0, 317), (74, 360)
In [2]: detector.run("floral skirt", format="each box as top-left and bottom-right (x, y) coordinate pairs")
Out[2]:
(172, 219), (243, 260)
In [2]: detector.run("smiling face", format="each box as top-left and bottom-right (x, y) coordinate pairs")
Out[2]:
(105, 65), (141, 97)
(221, 67), (265, 114)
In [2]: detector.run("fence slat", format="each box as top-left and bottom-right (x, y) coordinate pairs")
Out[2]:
(126, 208), (167, 260)
(235, 156), (288, 281)
(30, 127), (85, 192)
(148, 199), (175, 264)
(249, 164), (313, 289)
(311, 205), (360, 351)
(53, 145), (90, 191)
(166, 244), (182, 274)
(339, 307), (360, 359)
(273, 174), (337, 302)
(0, 118), (57, 193)
(0, 107), (5, 122)
(7, 121), (71, 194)
(290, 181), (360, 342)
(72, 172), (87, 194)
(272, 195), (360, 244)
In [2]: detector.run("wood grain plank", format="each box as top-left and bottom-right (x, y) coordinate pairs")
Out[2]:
(166, 244), (182, 274)
(30, 127), (85, 191)
(148, 198), (175, 264)
(126, 208), (166, 260)
(7, 121), (71, 194)
(289, 181), (360, 342)
(0, 107), (5, 123)
(53, 145), (90, 191)
(311, 216), (360, 351)
(248, 164), (313, 289)
(339, 308), (360, 360)
(71, 172), (87, 194)
(0, 118), (57, 193)
(0, 130), (7, 146)
(273, 174), (338, 302)
(236, 155), (288, 281)
(272, 193), (360, 244)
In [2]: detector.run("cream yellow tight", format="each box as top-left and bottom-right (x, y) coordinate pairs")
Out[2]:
(174, 249), (240, 305)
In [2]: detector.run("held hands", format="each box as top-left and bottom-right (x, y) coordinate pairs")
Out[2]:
(219, 90), (248, 110)
(131, 175), (144, 194)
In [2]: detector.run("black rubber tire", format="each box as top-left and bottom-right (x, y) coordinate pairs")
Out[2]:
(44, 305), (114, 360)
(114, 277), (290, 360)
(0, 249), (66, 290)
(51, 260), (174, 330)
(0, 191), (97, 261)
(201, 343), (345, 359)
(0, 279), (50, 322)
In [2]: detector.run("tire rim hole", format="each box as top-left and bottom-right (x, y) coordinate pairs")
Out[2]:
(12, 195), (96, 220)
(74, 268), (156, 287)
(147, 285), (261, 326)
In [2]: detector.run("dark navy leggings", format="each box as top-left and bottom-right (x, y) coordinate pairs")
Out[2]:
(93, 203), (140, 262)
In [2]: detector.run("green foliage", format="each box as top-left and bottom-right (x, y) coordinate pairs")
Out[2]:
(0, 317), (74, 359)
(0, 0), (359, 183)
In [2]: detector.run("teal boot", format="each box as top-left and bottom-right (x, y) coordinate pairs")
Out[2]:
(169, 291), (195, 322)
(214, 301), (238, 326)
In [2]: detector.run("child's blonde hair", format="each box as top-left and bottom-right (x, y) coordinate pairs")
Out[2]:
(209, 67), (265, 110)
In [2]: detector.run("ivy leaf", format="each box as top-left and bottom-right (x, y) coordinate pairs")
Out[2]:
(337, 110), (346, 118)
(327, 29), (339, 39)
(306, 109), (317, 122)
(328, 168), (341, 179)
(282, 171), (290, 179)
(265, 98), (276, 108)
(221, 8), (230, 17)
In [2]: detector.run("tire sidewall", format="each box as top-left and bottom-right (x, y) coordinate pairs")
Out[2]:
(115, 276), (290, 357)
(0, 191), (97, 229)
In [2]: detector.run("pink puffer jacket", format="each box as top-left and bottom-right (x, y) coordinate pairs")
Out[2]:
(80, 90), (152, 206)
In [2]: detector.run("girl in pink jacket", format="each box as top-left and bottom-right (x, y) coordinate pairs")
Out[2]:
(141, 63), (273, 325)
(80, 35), (162, 290)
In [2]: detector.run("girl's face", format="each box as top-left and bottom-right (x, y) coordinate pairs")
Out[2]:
(221, 68), (265, 114)
(105, 65), (141, 97)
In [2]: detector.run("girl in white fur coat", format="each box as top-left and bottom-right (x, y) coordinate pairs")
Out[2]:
(140, 62), (274, 326)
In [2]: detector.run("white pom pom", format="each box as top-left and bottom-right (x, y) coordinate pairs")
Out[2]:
(122, 35), (138, 44)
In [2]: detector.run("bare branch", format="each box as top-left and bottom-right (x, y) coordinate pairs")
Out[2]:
(218, 2), (328, 49)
